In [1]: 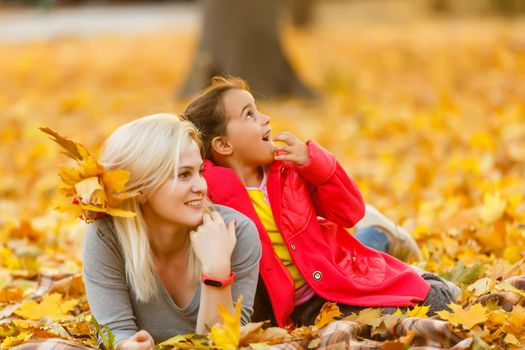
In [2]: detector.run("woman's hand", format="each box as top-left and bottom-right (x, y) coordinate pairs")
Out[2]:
(190, 211), (236, 277)
(273, 132), (309, 166)
(115, 330), (154, 350)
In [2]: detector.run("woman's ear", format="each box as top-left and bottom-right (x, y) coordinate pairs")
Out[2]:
(137, 191), (147, 205)
(211, 136), (233, 156)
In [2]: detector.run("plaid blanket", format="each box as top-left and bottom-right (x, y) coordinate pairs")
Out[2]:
(6, 275), (525, 350)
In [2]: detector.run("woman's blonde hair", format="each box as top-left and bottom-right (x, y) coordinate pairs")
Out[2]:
(100, 113), (206, 302)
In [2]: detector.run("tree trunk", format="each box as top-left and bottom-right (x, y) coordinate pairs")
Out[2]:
(179, 0), (313, 98)
(291, 0), (316, 28)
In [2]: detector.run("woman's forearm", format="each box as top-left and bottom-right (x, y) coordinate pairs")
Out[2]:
(195, 264), (234, 334)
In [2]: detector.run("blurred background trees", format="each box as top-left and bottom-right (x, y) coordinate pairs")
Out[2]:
(3, 0), (524, 97)
(4, 0), (525, 16)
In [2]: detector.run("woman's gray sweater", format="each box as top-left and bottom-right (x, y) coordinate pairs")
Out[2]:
(82, 204), (262, 345)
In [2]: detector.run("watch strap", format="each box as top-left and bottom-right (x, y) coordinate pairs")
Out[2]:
(201, 271), (236, 287)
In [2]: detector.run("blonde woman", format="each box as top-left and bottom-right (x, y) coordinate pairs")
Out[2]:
(83, 114), (261, 349)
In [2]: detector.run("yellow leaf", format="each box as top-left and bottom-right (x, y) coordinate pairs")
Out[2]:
(14, 293), (78, 321)
(159, 334), (191, 346)
(405, 305), (430, 318)
(158, 334), (208, 349)
(436, 303), (487, 329)
(496, 281), (525, 298)
(307, 338), (320, 349)
(399, 329), (417, 345)
(474, 219), (507, 251)
(102, 169), (130, 193)
(106, 207), (136, 218)
(1, 331), (32, 349)
(479, 191), (506, 224)
(90, 189), (107, 206)
(503, 245), (524, 264)
(393, 308), (404, 316)
(503, 333), (521, 346)
(0, 248), (22, 270)
(53, 195), (83, 218)
(382, 313), (403, 330)
(58, 166), (82, 186)
(486, 310), (506, 327)
(314, 302), (341, 328)
(80, 158), (104, 178)
(503, 305), (525, 336)
(40, 127), (85, 161)
(354, 308), (382, 328)
(210, 296), (242, 350)
(74, 177), (102, 204)
(12, 319), (35, 329)
(467, 277), (493, 297)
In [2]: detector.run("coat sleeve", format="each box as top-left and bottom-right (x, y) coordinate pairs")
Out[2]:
(294, 140), (365, 227)
(83, 221), (138, 346)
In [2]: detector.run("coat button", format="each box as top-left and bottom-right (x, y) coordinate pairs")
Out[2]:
(290, 243), (296, 251)
(313, 271), (322, 281)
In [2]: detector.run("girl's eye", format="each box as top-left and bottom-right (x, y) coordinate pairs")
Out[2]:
(178, 172), (190, 179)
(246, 112), (255, 120)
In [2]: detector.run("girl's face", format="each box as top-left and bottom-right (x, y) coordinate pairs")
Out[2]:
(222, 89), (274, 166)
(142, 140), (208, 229)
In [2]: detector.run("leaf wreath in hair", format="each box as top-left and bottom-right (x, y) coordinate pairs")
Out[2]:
(40, 127), (136, 223)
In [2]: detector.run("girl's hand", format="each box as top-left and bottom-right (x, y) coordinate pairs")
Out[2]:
(116, 330), (154, 350)
(190, 211), (236, 277)
(273, 132), (309, 166)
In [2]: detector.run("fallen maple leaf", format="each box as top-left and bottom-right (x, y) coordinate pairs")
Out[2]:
(503, 305), (525, 337)
(14, 293), (78, 321)
(479, 191), (507, 224)
(467, 277), (493, 297)
(158, 334), (209, 350)
(314, 302), (341, 328)
(1, 331), (33, 349)
(346, 308), (383, 329)
(209, 296), (242, 350)
(436, 303), (488, 329)
(239, 322), (290, 346)
(503, 333), (521, 347)
(405, 305), (430, 318)
(496, 281), (525, 298)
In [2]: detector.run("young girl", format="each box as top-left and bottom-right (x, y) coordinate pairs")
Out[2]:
(82, 114), (261, 348)
(182, 77), (455, 327)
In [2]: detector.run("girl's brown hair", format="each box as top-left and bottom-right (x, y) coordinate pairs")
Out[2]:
(182, 76), (250, 161)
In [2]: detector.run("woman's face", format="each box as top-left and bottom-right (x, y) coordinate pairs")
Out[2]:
(222, 89), (275, 166)
(142, 140), (207, 229)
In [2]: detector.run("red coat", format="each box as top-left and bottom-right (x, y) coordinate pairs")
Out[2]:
(204, 141), (430, 327)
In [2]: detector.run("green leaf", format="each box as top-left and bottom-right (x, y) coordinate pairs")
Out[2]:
(91, 316), (115, 350)
(441, 261), (484, 287)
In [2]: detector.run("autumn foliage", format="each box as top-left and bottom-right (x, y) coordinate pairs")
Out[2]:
(1, 7), (525, 350)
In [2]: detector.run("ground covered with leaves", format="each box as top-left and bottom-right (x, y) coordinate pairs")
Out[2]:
(1, 6), (525, 350)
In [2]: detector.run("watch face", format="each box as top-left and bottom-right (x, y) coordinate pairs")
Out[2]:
(203, 279), (223, 287)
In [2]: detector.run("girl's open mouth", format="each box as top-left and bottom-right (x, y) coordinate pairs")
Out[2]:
(262, 130), (271, 141)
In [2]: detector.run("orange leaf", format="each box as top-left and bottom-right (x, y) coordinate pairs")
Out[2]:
(40, 127), (86, 161)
